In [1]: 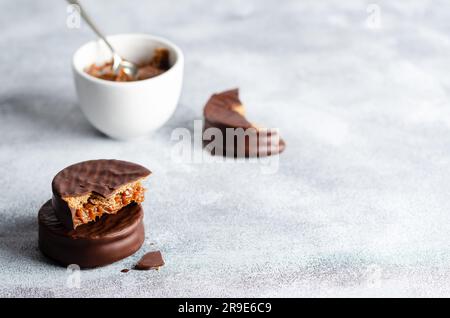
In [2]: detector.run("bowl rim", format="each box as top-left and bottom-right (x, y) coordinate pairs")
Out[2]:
(72, 33), (184, 87)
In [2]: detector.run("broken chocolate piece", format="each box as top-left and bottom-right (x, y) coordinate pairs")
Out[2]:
(136, 65), (165, 81)
(135, 251), (165, 270)
(150, 47), (171, 70)
(121, 269), (130, 273)
(38, 200), (145, 268)
(52, 159), (151, 229)
(203, 89), (286, 157)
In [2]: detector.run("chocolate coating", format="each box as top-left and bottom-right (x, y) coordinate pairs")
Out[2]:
(204, 120), (286, 157)
(203, 89), (286, 157)
(38, 200), (145, 268)
(52, 195), (75, 230)
(204, 89), (252, 129)
(52, 159), (151, 198)
(51, 159), (151, 229)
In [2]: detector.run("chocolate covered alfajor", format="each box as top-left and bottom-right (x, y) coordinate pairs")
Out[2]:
(39, 159), (151, 268)
(52, 159), (151, 229)
(39, 200), (145, 268)
(203, 89), (286, 157)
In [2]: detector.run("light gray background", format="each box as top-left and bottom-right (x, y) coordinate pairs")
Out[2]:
(1, 0), (450, 297)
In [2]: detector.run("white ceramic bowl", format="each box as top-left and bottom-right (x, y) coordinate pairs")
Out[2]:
(72, 34), (184, 139)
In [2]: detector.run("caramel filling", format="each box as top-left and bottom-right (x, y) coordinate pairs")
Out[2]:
(66, 182), (145, 228)
(85, 47), (170, 82)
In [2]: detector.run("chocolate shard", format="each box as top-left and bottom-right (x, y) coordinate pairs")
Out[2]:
(150, 47), (171, 71)
(203, 89), (286, 157)
(135, 251), (165, 270)
(38, 200), (145, 268)
(203, 89), (252, 129)
(52, 159), (151, 229)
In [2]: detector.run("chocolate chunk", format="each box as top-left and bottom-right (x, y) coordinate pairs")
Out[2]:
(149, 47), (171, 71)
(135, 251), (165, 270)
(121, 269), (130, 273)
(38, 200), (145, 268)
(51, 159), (151, 229)
(136, 65), (165, 81)
(203, 89), (286, 157)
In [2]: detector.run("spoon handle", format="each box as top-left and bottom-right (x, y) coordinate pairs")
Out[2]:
(66, 0), (116, 54)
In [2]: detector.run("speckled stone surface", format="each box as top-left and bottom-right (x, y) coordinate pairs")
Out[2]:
(2, 0), (450, 297)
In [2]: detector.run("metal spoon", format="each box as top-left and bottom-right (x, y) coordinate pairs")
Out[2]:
(67, 0), (138, 78)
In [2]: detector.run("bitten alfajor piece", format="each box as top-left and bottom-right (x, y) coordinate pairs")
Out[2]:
(52, 159), (151, 229)
(203, 89), (286, 157)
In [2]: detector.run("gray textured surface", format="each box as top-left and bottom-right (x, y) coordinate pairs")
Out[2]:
(1, 0), (450, 297)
